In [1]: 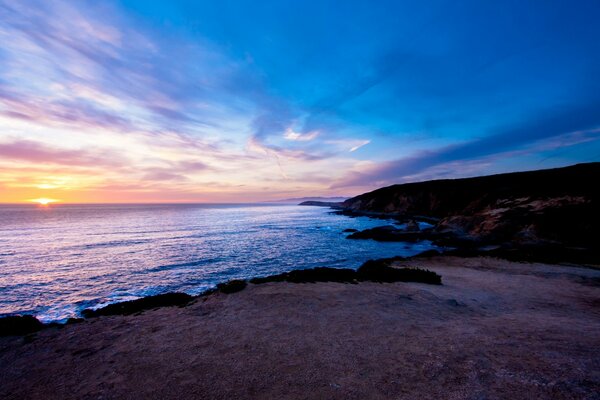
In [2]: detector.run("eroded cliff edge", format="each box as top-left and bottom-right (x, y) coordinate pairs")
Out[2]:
(337, 163), (600, 264)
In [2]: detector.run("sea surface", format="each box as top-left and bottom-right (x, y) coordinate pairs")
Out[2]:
(0, 203), (436, 322)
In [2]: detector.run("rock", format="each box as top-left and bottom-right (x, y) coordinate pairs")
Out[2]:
(446, 299), (465, 307)
(342, 228), (358, 233)
(356, 260), (442, 285)
(81, 292), (194, 318)
(347, 226), (429, 242)
(250, 264), (442, 285)
(0, 315), (44, 336)
(405, 220), (420, 232)
(217, 280), (247, 294)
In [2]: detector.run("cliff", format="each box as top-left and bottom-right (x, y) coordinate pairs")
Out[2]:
(341, 163), (600, 258)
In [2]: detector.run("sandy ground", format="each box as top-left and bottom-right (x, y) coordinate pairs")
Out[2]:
(1, 256), (599, 400)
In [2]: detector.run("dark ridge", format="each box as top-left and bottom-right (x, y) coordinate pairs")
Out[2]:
(249, 263), (441, 285)
(217, 279), (247, 294)
(0, 315), (44, 337)
(357, 259), (442, 285)
(81, 292), (194, 318)
(299, 200), (344, 207)
(342, 163), (599, 217)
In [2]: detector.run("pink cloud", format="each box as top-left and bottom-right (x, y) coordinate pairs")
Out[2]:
(0, 139), (127, 167)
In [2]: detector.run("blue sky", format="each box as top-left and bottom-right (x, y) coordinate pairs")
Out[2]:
(0, 0), (599, 202)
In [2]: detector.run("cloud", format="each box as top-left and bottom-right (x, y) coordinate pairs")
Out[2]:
(284, 128), (319, 141)
(323, 139), (371, 153)
(0, 0), (267, 138)
(333, 97), (600, 188)
(0, 139), (127, 168)
(349, 140), (371, 152)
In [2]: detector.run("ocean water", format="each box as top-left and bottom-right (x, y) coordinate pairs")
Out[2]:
(0, 203), (436, 322)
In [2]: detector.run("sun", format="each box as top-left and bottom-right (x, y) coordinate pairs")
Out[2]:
(29, 198), (60, 206)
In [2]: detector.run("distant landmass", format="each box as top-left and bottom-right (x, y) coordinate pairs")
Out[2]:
(271, 196), (349, 204)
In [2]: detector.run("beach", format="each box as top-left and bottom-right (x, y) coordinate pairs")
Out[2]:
(1, 256), (598, 399)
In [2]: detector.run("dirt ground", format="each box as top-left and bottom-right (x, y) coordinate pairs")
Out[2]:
(1, 256), (599, 400)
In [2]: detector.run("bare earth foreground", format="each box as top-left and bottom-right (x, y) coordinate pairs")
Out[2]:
(1, 257), (599, 400)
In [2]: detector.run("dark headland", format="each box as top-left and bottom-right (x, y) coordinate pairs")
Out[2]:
(303, 162), (600, 264)
(1, 163), (599, 399)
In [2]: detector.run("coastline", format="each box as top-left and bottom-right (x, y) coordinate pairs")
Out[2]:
(0, 252), (443, 334)
(2, 242), (598, 334)
(1, 255), (598, 399)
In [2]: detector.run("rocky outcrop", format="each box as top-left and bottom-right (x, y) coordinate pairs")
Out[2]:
(217, 280), (247, 294)
(347, 225), (429, 242)
(341, 163), (599, 262)
(0, 315), (44, 336)
(249, 263), (441, 285)
(81, 293), (194, 318)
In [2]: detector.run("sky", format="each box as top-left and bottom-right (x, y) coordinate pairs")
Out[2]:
(0, 0), (599, 203)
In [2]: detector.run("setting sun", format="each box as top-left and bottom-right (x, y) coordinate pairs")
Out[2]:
(29, 198), (59, 205)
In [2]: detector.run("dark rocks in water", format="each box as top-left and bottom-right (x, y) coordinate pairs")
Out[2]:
(81, 292), (194, 318)
(0, 315), (44, 336)
(66, 318), (84, 325)
(331, 209), (404, 221)
(405, 220), (420, 232)
(217, 279), (247, 294)
(342, 228), (358, 233)
(347, 225), (429, 242)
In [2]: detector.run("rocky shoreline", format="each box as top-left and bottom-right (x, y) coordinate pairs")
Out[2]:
(303, 163), (600, 266)
(0, 254), (443, 337)
(1, 256), (598, 399)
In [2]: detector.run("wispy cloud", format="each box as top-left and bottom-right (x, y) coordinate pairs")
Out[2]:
(0, 139), (127, 167)
(332, 99), (600, 189)
(284, 128), (319, 141)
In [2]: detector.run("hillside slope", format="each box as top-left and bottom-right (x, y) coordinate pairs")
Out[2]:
(342, 163), (599, 255)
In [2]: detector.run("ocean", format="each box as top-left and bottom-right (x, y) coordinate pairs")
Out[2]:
(0, 203), (436, 322)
